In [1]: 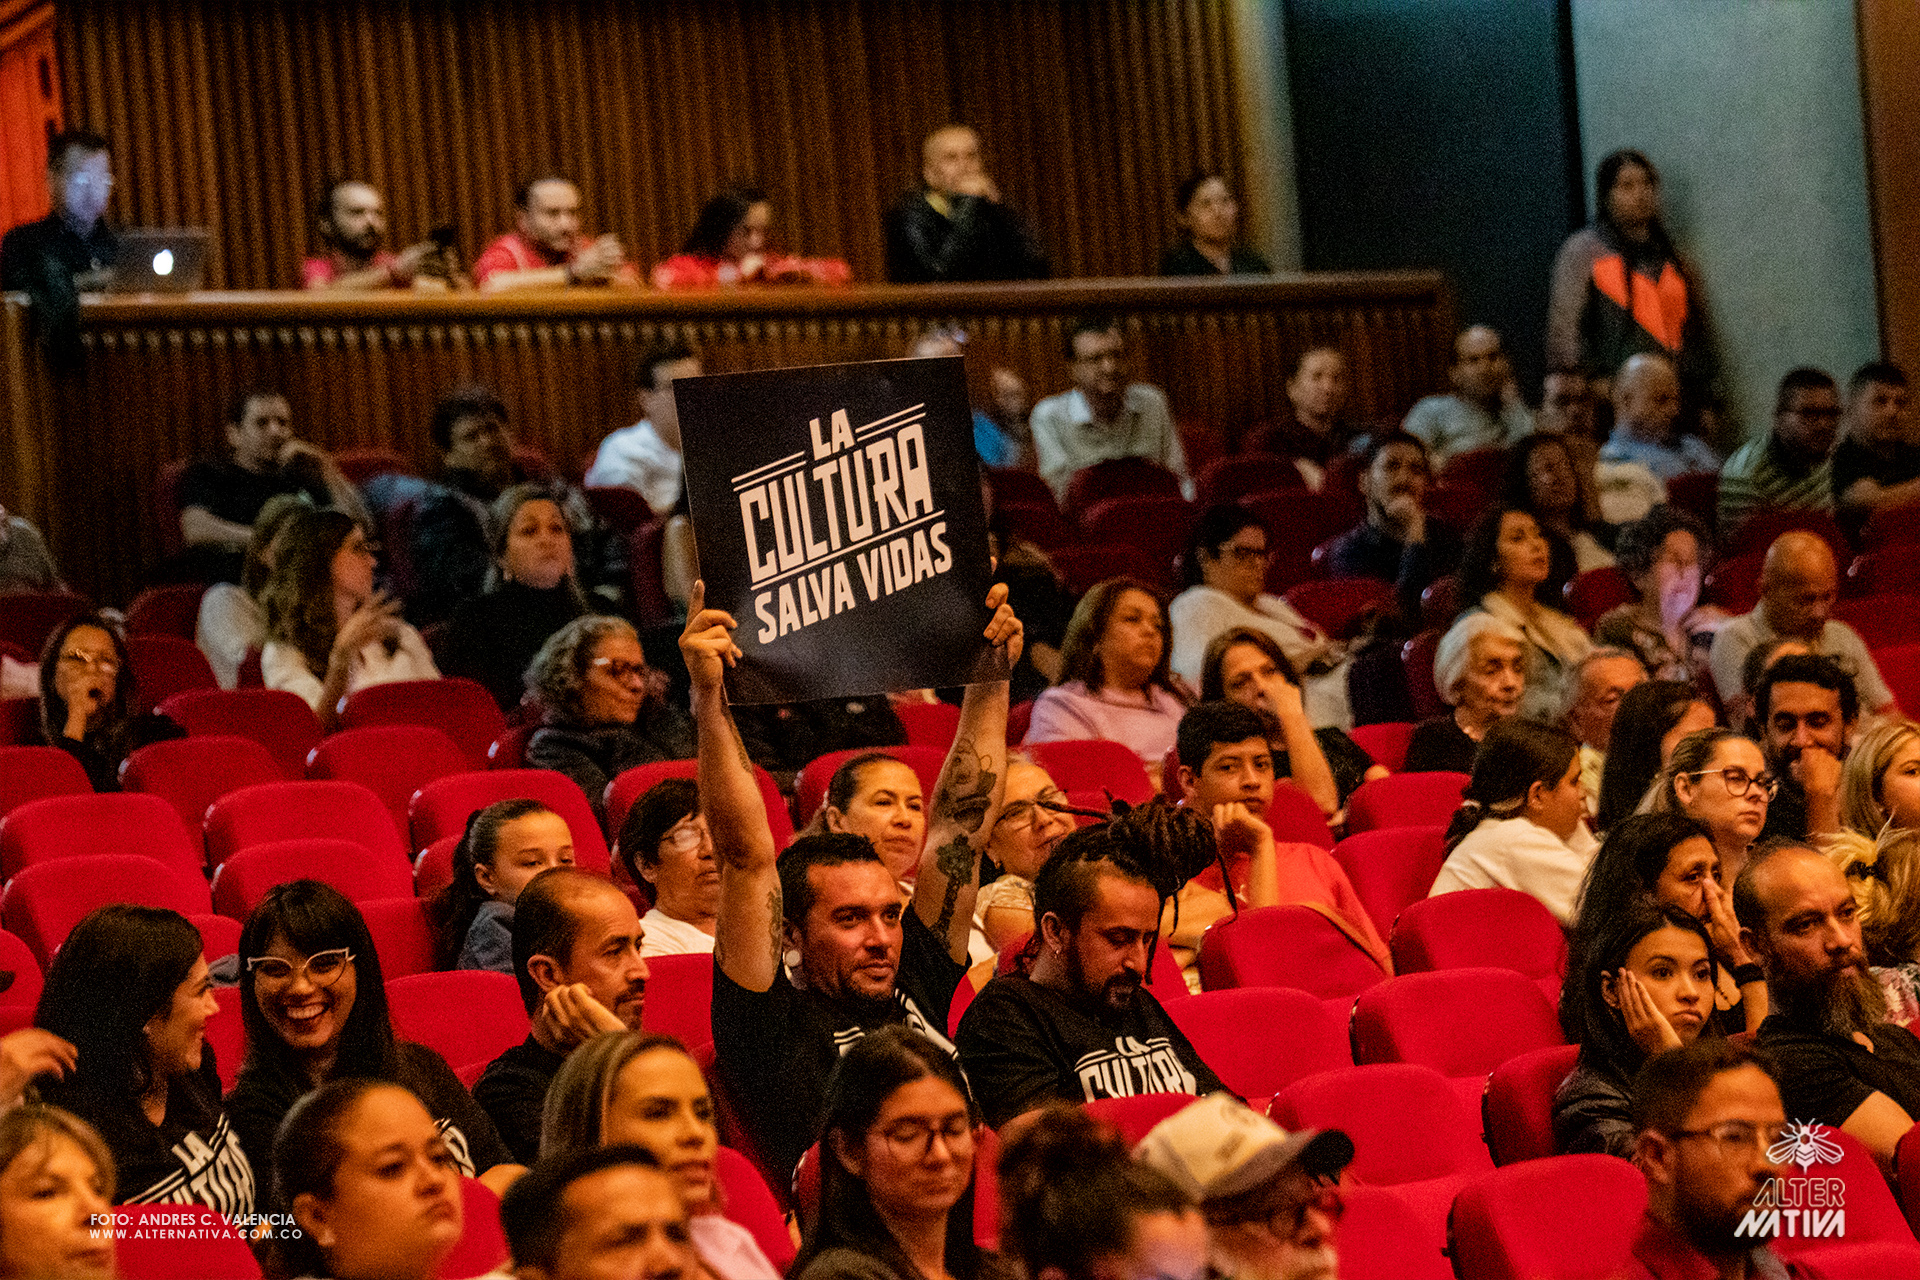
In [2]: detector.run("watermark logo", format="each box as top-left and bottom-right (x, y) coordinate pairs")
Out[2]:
(1736, 1121), (1848, 1240)
(1767, 1122), (1845, 1173)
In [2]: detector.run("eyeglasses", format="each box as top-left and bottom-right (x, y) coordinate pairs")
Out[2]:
(246, 948), (355, 987)
(592, 657), (647, 683)
(660, 816), (709, 854)
(1215, 544), (1271, 563)
(1680, 768), (1779, 800)
(1670, 1120), (1791, 1158)
(1255, 1184), (1344, 1240)
(874, 1114), (974, 1161)
(995, 789), (1069, 832)
(58, 650), (120, 673)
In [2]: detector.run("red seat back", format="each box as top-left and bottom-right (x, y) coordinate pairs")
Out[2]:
(123, 583), (209, 639)
(715, 1146), (798, 1269)
(1273, 1063), (1492, 1185)
(1438, 446), (1509, 496)
(1332, 827), (1451, 948)
(1197, 905), (1386, 999)
(211, 837), (415, 919)
(414, 835), (461, 900)
(637, 951), (715, 1050)
(1165, 988), (1350, 1097)
(307, 724), (470, 845)
(1196, 451), (1305, 506)
(0, 699), (35, 747)
(1352, 968), (1564, 1078)
(582, 485), (657, 536)
(1876, 645), (1920, 720)
(1049, 543), (1166, 596)
(1082, 1092), (1201, 1145)
(795, 747), (947, 827)
(359, 896), (441, 978)
(410, 770), (610, 873)
(1260, 780), (1337, 849)
(1007, 700), (1034, 747)
(1243, 490), (1363, 593)
(0, 746), (92, 819)
(1420, 576), (1461, 631)
(121, 735), (286, 832)
(125, 635), (218, 713)
(159, 688), (323, 779)
(1724, 507), (1849, 561)
(1346, 772), (1468, 834)
(1401, 631), (1448, 720)
(1348, 721), (1415, 773)
(1079, 495), (1199, 578)
(436, 1177), (508, 1280)
(1447, 1154), (1647, 1280)
(0, 791), (202, 881)
(1482, 1043), (1580, 1166)
(1026, 739), (1156, 807)
(1665, 471), (1718, 527)
(985, 467), (1055, 509)
(331, 446), (415, 485)
(1342, 1184), (1453, 1280)
(606, 760), (792, 851)
(339, 678), (508, 771)
(386, 971), (531, 1075)
(1392, 888), (1567, 1000)
(996, 500), (1081, 551)
(113, 1201), (262, 1279)
(1704, 549), (1766, 614)
(895, 700), (962, 749)
(1772, 1126), (1913, 1259)
(1, 854), (212, 962)
(1285, 577), (1395, 638)
(1563, 566), (1636, 630)
(1064, 457), (1183, 516)
(205, 779), (409, 870)
(204, 994), (244, 1094)
(488, 722), (537, 769)
(0, 591), (88, 658)
(0, 931), (43, 1011)
(1834, 595), (1920, 652)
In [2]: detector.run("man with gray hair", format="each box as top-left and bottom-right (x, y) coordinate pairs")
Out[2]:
(1556, 647), (1647, 815)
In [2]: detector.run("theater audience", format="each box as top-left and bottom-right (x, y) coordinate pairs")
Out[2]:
(260, 508), (439, 725)
(269, 1080), (464, 1280)
(1405, 612), (1527, 775)
(525, 616), (694, 830)
(1251, 347), (1363, 479)
(1736, 637), (1814, 736)
(1828, 829), (1920, 1030)
(1738, 841), (1920, 1168)
(474, 868), (648, 1165)
(1751, 653), (1856, 843)
(1658, 729), (1773, 887)
(1838, 716), (1920, 840)
(0, 130), (116, 362)
(1159, 173), (1270, 277)
(996, 1106), (1206, 1280)
(652, 186), (849, 289)
(1503, 432), (1615, 596)
(37, 611), (182, 792)
(501, 1146), (701, 1280)
(1029, 579), (1189, 776)
(475, 175), (636, 291)
(884, 125), (1047, 284)
(302, 179), (462, 291)
(176, 390), (368, 584)
(429, 799), (577, 972)
(1599, 353), (1719, 483)
(1540, 369), (1602, 443)
(1625, 1040), (1795, 1279)
(1031, 316), (1190, 503)
(585, 343), (701, 517)
(438, 483), (590, 711)
(1555, 901), (1720, 1158)
(970, 758), (1075, 962)
(1560, 647), (1647, 814)
(1171, 507), (1351, 730)
(226, 881), (515, 1198)
(910, 329), (1032, 472)
(1134, 1093), (1352, 1280)
(0, 1104), (116, 1280)
(1401, 325), (1533, 467)
(691, 579), (1017, 1181)
(1716, 368), (1839, 535)
(1595, 506), (1725, 683)
(807, 753), (931, 887)
(540, 1032), (780, 1280)
(957, 804), (1227, 1126)
(0, 503), (60, 593)
(1430, 719), (1598, 926)
(1454, 505), (1593, 721)
(1595, 680), (1716, 832)
(1547, 149), (1712, 402)
(34, 906), (252, 1214)
(1831, 360), (1917, 535)
(1325, 429), (1463, 621)
(616, 780), (719, 958)
(1198, 630), (1384, 810)
(195, 492), (307, 690)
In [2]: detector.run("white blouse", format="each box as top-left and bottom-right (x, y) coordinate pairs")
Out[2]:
(262, 626), (440, 715)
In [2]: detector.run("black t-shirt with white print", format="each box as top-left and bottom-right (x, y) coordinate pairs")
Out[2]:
(711, 910), (965, 1185)
(955, 973), (1226, 1128)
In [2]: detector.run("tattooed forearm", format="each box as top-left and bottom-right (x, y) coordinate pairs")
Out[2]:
(932, 737), (996, 836)
(930, 835), (977, 938)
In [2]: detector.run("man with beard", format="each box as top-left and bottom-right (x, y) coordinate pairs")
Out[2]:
(1625, 1040), (1806, 1280)
(474, 869), (650, 1163)
(1751, 654), (1857, 843)
(956, 810), (1226, 1128)
(301, 180), (462, 291)
(1736, 841), (1920, 1168)
(1325, 430), (1464, 625)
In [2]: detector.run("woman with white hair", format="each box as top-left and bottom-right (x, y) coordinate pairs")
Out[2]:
(1404, 612), (1528, 773)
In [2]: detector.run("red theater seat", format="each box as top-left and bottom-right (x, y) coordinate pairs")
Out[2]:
(437, 1177), (509, 1280)
(410, 770), (610, 873)
(1082, 1093), (1200, 1145)
(488, 722), (536, 769)
(125, 635), (218, 713)
(205, 779), (408, 870)
(1333, 826), (1450, 942)
(1401, 630), (1447, 721)
(359, 896), (440, 978)
(606, 760), (792, 851)
(211, 837), (414, 919)
(1351, 968), (1563, 1078)
(1197, 904), (1386, 1000)
(121, 735), (285, 832)
(123, 583), (208, 639)
(1079, 495), (1199, 576)
(339, 678), (508, 771)
(1482, 1043), (1580, 1166)
(1771, 1126), (1914, 1264)
(114, 1201), (262, 1279)
(0, 699), (35, 747)
(1876, 644), (1920, 719)
(1285, 578), (1394, 638)
(0, 792), (202, 882)
(1834, 595), (1920, 652)
(1341, 1184), (1452, 1280)
(307, 724), (470, 844)
(1446, 1154), (1646, 1280)
(1346, 771), (1468, 834)
(0, 932), (43, 1012)
(1166, 988), (1350, 1097)
(895, 700), (962, 749)
(715, 1147), (797, 1270)
(1026, 739), (1156, 808)
(1563, 567), (1635, 630)
(387, 971), (530, 1075)
(638, 951), (715, 1050)
(1392, 888), (1566, 1003)
(0, 591), (87, 657)
(1349, 721), (1415, 773)
(159, 688), (322, 779)
(1064, 457), (1183, 516)
(0, 746), (92, 819)
(1259, 781), (1337, 849)
(2, 854), (212, 963)
(414, 835), (460, 900)
(1196, 451), (1306, 506)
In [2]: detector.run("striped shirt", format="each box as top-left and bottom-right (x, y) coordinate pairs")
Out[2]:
(1717, 433), (1833, 533)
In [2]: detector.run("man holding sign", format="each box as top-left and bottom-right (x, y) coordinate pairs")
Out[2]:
(683, 579), (1021, 1182)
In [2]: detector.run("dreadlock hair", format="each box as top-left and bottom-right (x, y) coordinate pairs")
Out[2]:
(1026, 797), (1219, 973)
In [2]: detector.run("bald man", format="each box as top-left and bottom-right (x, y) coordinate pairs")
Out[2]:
(1707, 530), (1896, 723)
(884, 125), (1048, 283)
(1599, 353), (1721, 482)
(1400, 325), (1535, 467)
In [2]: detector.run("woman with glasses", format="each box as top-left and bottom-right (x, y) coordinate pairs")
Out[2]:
(35, 611), (182, 792)
(33, 905), (252, 1215)
(430, 799), (576, 971)
(260, 507), (438, 727)
(1169, 505), (1352, 730)
(1656, 728), (1774, 887)
(791, 1026), (1015, 1280)
(968, 757), (1077, 963)
(526, 615), (694, 833)
(541, 1031), (783, 1279)
(226, 880), (516, 1203)
(618, 780), (721, 958)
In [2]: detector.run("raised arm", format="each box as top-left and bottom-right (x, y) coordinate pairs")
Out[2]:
(913, 584), (1023, 963)
(681, 582), (783, 993)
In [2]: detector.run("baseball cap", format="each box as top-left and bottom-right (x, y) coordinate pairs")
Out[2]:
(1133, 1094), (1354, 1204)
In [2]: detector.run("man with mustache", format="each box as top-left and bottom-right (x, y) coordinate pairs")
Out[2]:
(1325, 430), (1464, 627)
(1751, 654), (1857, 843)
(956, 817), (1225, 1129)
(1736, 841), (1920, 1169)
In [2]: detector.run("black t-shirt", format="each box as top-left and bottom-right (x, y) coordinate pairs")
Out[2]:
(711, 911), (965, 1182)
(1276, 728), (1376, 805)
(1756, 1011), (1920, 1128)
(955, 973), (1227, 1129)
(1831, 435), (1920, 506)
(1405, 715), (1478, 775)
(1759, 774), (1811, 844)
(41, 1056), (255, 1216)
(176, 459), (326, 528)
(473, 1035), (567, 1165)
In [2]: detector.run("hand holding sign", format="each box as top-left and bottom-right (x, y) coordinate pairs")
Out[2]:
(679, 580), (744, 699)
(982, 580), (1024, 672)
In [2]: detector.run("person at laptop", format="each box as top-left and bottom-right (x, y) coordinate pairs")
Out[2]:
(302, 179), (466, 292)
(0, 130), (118, 363)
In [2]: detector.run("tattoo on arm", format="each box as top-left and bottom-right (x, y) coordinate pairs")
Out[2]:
(932, 738), (996, 837)
(930, 835), (978, 938)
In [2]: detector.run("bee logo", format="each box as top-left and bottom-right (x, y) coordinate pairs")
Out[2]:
(1768, 1122), (1844, 1172)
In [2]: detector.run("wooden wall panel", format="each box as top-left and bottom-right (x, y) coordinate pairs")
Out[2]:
(49, 0), (1257, 288)
(1858, 0), (1920, 370)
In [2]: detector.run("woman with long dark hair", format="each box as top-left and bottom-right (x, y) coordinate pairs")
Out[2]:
(36, 611), (182, 791)
(1500, 433), (1613, 596)
(1594, 680), (1716, 832)
(1453, 505), (1593, 722)
(1158, 173), (1270, 277)
(652, 186), (850, 290)
(1028, 578), (1190, 780)
(429, 798), (576, 971)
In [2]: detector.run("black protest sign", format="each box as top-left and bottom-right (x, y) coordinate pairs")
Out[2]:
(676, 356), (1005, 703)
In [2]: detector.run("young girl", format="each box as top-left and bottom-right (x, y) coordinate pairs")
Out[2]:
(431, 799), (577, 971)
(1429, 719), (1598, 926)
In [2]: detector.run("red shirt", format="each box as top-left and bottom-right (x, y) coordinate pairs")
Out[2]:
(650, 251), (851, 290)
(473, 231), (638, 287)
(1194, 839), (1389, 969)
(301, 249), (398, 289)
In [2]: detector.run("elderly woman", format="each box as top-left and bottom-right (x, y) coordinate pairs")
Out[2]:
(195, 492), (309, 689)
(1405, 612), (1528, 774)
(439, 483), (591, 711)
(652, 186), (851, 290)
(1455, 505), (1593, 721)
(1596, 506), (1727, 683)
(37, 612), (182, 791)
(526, 615), (695, 829)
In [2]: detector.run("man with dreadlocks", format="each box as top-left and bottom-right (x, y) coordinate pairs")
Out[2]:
(955, 800), (1228, 1127)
